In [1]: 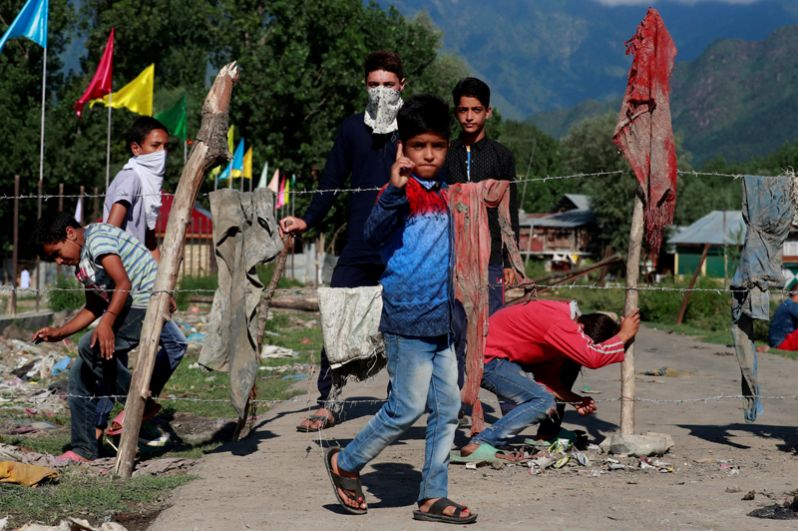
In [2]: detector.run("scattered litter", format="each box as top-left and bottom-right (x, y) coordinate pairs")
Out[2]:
(51, 356), (72, 377)
(743, 491), (756, 501)
(725, 486), (742, 493)
(466, 462), (478, 470)
(0, 461), (59, 487)
(185, 332), (206, 343)
(749, 496), (798, 520)
(281, 373), (307, 382)
(17, 517), (127, 530)
(639, 457), (673, 473)
(260, 345), (299, 360)
(642, 367), (689, 377)
(580, 385), (601, 394)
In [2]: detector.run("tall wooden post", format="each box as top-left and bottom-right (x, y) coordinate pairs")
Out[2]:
(621, 194), (644, 435)
(115, 63), (239, 478)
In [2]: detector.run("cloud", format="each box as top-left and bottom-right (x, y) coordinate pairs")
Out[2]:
(593, 0), (760, 5)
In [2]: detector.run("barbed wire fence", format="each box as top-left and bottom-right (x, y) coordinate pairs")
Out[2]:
(1, 167), (794, 436)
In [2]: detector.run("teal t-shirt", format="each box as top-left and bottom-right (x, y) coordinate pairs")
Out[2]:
(74, 223), (158, 309)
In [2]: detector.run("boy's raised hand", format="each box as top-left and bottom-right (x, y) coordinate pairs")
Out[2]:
(390, 142), (413, 189)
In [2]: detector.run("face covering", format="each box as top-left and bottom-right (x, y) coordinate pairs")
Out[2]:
(364, 86), (403, 134)
(123, 149), (166, 230)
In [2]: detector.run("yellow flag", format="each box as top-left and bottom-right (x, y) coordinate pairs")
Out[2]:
(92, 64), (154, 116)
(243, 147), (253, 179)
(227, 125), (235, 153)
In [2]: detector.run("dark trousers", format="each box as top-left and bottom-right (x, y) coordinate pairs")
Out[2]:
(317, 263), (384, 406)
(535, 359), (581, 439)
(69, 306), (143, 460)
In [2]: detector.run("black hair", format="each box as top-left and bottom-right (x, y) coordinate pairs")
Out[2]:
(397, 94), (450, 144)
(452, 77), (491, 108)
(577, 313), (620, 343)
(125, 116), (169, 150)
(364, 50), (404, 80)
(32, 212), (81, 259)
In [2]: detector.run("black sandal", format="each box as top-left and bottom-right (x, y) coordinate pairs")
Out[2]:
(324, 447), (367, 515)
(413, 497), (477, 524)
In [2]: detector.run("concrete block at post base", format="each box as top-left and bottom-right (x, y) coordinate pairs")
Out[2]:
(599, 432), (675, 457)
(0, 311), (53, 335)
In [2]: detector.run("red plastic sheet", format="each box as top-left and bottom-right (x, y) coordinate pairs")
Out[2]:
(613, 8), (678, 258)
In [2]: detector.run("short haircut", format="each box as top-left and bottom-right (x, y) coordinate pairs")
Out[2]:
(364, 50), (404, 80)
(125, 116), (169, 148)
(577, 313), (620, 344)
(452, 77), (491, 108)
(397, 95), (450, 144)
(32, 212), (81, 257)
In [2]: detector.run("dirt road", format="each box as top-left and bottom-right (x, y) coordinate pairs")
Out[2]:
(150, 327), (798, 530)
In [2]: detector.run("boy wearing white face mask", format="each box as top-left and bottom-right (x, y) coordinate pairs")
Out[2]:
(280, 51), (406, 433)
(100, 116), (187, 440)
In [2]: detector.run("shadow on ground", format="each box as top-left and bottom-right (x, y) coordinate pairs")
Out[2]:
(678, 423), (798, 452)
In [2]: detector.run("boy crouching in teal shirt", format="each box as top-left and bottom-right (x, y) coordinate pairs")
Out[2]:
(31, 213), (184, 462)
(324, 95), (476, 524)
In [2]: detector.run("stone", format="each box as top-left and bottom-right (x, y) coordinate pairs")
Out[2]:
(599, 432), (675, 457)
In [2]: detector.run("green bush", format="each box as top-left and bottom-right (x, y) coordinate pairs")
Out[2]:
(49, 276), (84, 312)
(175, 275), (218, 310)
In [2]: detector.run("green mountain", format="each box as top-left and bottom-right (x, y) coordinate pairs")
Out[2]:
(527, 25), (798, 164)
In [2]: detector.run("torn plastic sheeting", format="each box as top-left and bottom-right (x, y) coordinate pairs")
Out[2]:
(318, 286), (384, 371)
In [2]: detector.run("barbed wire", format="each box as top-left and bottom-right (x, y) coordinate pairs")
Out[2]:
(1, 392), (796, 410)
(0, 169), (789, 202)
(0, 282), (786, 296)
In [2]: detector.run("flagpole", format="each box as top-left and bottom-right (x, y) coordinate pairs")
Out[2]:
(36, 45), (47, 313)
(105, 94), (112, 190)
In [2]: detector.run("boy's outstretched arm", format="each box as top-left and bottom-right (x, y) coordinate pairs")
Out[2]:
(32, 290), (105, 343)
(363, 142), (413, 247)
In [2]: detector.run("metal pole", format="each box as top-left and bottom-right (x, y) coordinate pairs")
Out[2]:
(105, 97), (112, 190)
(11, 175), (19, 316)
(36, 47), (47, 313)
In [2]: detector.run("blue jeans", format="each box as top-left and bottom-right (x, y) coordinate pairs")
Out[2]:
(337, 333), (460, 502)
(95, 319), (187, 429)
(472, 358), (556, 449)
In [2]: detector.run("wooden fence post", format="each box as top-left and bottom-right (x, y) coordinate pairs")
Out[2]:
(621, 194), (644, 436)
(114, 63), (239, 478)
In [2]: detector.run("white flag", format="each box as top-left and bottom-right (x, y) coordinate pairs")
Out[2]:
(74, 195), (83, 224)
(257, 161), (269, 189)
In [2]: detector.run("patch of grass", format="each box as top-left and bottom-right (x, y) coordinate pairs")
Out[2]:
(175, 275), (217, 310)
(0, 468), (193, 528)
(2, 431), (70, 456)
(49, 276), (84, 312)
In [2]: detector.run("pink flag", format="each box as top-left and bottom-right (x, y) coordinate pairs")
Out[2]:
(276, 176), (286, 208)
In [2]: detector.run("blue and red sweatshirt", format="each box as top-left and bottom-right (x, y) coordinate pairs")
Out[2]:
(363, 176), (452, 337)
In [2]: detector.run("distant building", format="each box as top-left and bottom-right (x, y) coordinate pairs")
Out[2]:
(667, 210), (743, 278)
(518, 194), (597, 266)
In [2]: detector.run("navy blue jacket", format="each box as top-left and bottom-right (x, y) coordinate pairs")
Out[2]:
(301, 113), (398, 266)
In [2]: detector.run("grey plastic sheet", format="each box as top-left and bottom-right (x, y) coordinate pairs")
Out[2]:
(199, 188), (283, 417)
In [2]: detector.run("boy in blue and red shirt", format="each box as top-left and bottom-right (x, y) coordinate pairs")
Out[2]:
(324, 95), (476, 525)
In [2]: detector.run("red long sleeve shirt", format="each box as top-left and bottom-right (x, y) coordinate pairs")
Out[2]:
(484, 300), (625, 369)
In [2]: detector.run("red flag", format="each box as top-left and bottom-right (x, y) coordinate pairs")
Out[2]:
(74, 28), (114, 118)
(613, 8), (678, 258)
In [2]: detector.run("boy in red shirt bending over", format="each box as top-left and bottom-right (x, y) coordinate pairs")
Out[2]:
(459, 299), (640, 459)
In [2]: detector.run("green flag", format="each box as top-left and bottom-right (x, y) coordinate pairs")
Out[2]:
(155, 94), (187, 141)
